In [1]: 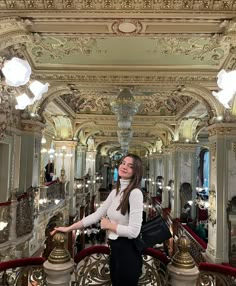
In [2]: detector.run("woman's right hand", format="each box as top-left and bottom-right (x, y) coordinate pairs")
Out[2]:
(50, 226), (70, 236)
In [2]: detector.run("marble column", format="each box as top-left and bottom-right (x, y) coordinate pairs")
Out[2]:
(168, 142), (198, 219)
(85, 150), (97, 176)
(54, 140), (77, 216)
(206, 123), (236, 263)
(19, 120), (44, 192)
(75, 144), (86, 178)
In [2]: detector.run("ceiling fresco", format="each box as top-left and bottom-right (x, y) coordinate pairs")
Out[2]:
(28, 36), (229, 67)
(0, 1), (236, 155)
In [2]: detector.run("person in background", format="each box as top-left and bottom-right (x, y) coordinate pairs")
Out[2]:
(45, 160), (54, 182)
(51, 153), (144, 286)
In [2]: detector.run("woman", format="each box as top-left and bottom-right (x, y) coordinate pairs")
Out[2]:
(51, 153), (143, 286)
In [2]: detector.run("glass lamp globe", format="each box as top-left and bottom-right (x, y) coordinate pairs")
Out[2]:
(2, 57), (32, 87)
(29, 81), (49, 102)
(15, 93), (34, 110)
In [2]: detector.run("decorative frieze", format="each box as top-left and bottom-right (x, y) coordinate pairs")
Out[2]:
(0, 0), (235, 11)
(207, 123), (236, 137)
(35, 72), (217, 85)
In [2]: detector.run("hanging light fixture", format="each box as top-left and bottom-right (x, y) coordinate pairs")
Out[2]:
(110, 88), (141, 153)
(110, 88), (140, 122)
(0, 57), (49, 110)
(212, 69), (236, 108)
(2, 57), (32, 87)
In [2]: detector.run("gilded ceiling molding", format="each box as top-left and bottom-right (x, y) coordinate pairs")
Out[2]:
(74, 121), (97, 138)
(0, 0), (235, 11)
(36, 85), (72, 116)
(195, 124), (209, 140)
(43, 112), (57, 135)
(54, 97), (76, 118)
(111, 19), (143, 35)
(148, 133), (167, 147)
(96, 140), (119, 148)
(0, 17), (33, 52)
(146, 36), (228, 66)
(177, 118), (201, 142)
(84, 131), (101, 144)
(31, 35), (107, 62)
(180, 84), (224, 119)
(153, 122), (175, 140)
(34, 71), (217, 85)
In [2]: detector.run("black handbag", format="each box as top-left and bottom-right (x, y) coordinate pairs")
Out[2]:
(134, 215), (172, 252)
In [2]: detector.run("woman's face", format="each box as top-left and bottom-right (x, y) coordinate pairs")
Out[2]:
(118, 156), (134, 180)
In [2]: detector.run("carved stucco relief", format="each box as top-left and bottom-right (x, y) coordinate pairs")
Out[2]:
(0, 0), (235, 11)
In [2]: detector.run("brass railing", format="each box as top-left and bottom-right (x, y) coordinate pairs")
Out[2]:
(0, 257), (46, 286)
(197, 262), (236, 286)
(0, 246), (236, 285)
(73, 245), (170, 286)
(176, 222), (206, 265)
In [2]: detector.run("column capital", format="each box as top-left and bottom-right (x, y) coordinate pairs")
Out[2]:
(207, 122), (236, 138)
(149, 152), (164, 159)
(21, 119), (45, 136)
(77, 143), (87, 152)
(54, 140), (77, 149)
(167, 142), (198, 153)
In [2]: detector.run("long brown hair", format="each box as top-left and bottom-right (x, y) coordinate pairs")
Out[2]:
(116, 153), (143, 215)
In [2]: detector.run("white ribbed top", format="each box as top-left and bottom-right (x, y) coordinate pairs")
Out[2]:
(82, 179), (143, 240)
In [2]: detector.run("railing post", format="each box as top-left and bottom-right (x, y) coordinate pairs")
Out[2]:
(43, 233), (74, 286)
(168, 236), (199, 285)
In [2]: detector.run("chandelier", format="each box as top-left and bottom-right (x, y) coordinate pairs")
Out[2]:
(110, 88), (140, 153)
(0, 57), (49, 110)
(117, 130), (133, 153)
(111, 88), (140, 118)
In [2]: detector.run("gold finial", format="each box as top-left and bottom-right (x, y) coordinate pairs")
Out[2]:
(48, 232), (71, 264)
(171, 236), (195, 269)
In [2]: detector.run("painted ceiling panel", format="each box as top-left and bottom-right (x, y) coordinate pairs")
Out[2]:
(29, 36), (229, 67)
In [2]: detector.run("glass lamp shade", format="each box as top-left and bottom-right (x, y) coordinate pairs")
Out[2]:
(217, 69), (236, 91)
(15, 93), (34, 110)
(2, 57), (32, 87)
(212, 89), (233, 108)
(29, 81), (49, 102)
(213, 69), (236, 108)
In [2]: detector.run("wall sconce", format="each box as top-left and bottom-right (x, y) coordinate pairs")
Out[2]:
(1, 57), (49, 110)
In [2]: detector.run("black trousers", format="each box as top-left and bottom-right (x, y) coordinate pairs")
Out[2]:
(109, 237), (142, 286)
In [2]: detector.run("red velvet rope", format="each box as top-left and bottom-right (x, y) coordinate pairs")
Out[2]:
(143, 248), (170, 265)
(74, 245), (170, 265)
(74, 245), (110, 263)
(199, 262), (236, 277)
(0, 201), (11, 207)
(182, 225), (207, 249)
(0, 257), (45, 271)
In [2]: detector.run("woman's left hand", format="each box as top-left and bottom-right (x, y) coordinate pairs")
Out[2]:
(101, 217), (111, 230)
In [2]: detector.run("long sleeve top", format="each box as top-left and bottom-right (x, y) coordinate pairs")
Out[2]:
(82, 179), (143, 240)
